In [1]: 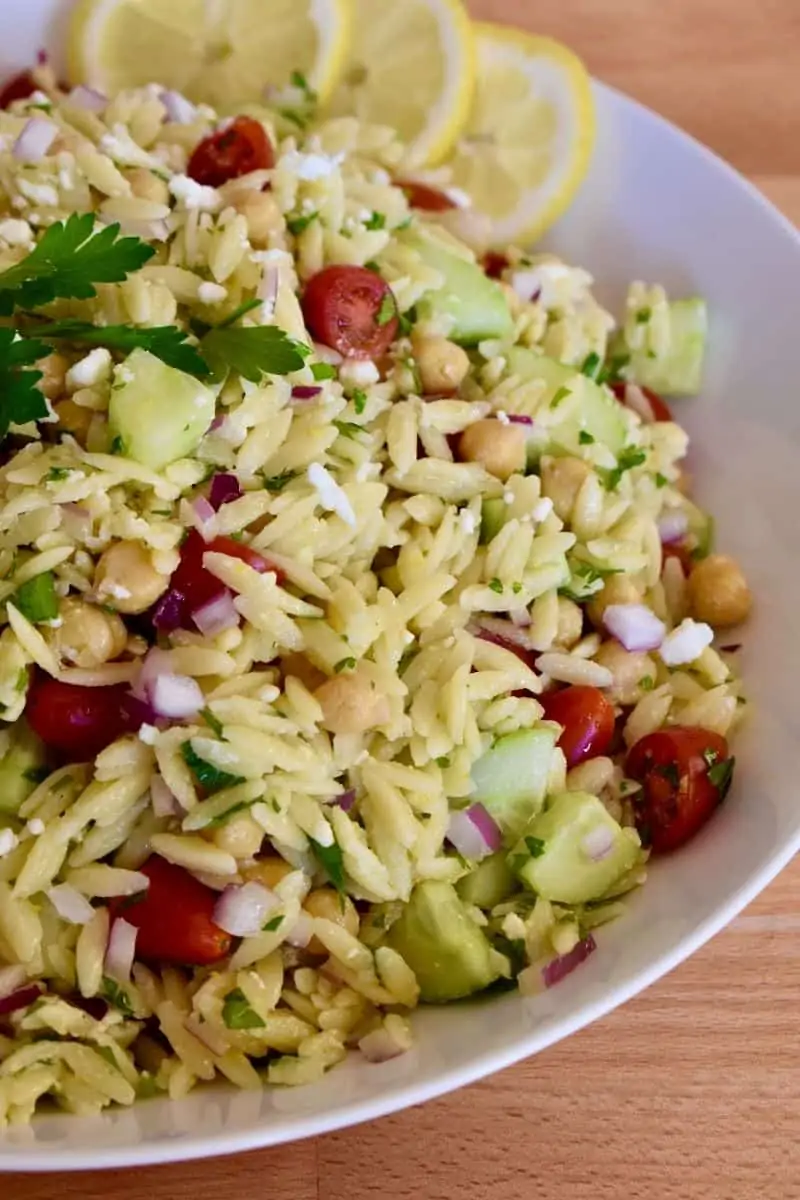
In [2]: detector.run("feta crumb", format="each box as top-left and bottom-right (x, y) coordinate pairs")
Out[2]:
(16, 179), (59, 208)
(496, 410), (510, 425)
(532, 497), (554, 522)
(0, 828), (18, 858)
(339, 360), (379, 389)
(659, 619), (714, 667)
(459, 509), (477, 535)
(0, 218), (33, 247)
(198, 281), (228, 304)
(66, 347), (112, 392)
(503, 491), (515, 505)
(169, 174), (222, 212)
(138, 723), (158, 745)
(283, 150), (344, 181)
(26, 818), (45, 836)
(307, 463), (356, 527)
(403, 631), (415, 645)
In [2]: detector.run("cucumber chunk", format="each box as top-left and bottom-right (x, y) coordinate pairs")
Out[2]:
(0, 721), (47, 816)
(387, 881), (500, 1003)
(409, 233), (514, 346)
(618, 298), (708, 397)
(109, 349), (216, 470)
(457, 852), (518, 909)
(470, 727), (559, 843)
(510, 791), (641, 905)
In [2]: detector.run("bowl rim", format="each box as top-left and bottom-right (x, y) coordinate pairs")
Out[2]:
(3, 77), (800, 1173)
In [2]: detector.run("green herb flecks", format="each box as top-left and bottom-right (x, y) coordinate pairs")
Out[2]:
(708, 756), (735, 800)
(333, 420), (364, 441)
(200, 708), (225, 739)
(334, 657), (357, 673)
(102, 977), (135, 1018)
(309, 836), (347, 898)
(488, 578), (503, 594)
(551, 385), (571, 408)
(364, 211), (386, 231)
(581, 351), (602, 380)
(262, 469), (297, 493)
(222, 988), (265, 1030)
(578, 430), (595, 445)
(604, 447), (647, 491)
(376, 292), (397, 327)
(352, 388), (367, 415)
(311, 361), (336, 381)
(181, 742), (245, 795)
(263, 915), (284, 932)
(287, 211), (318, 236)
(525, 836), (546, 858)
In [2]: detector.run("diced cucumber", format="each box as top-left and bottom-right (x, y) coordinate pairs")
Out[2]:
(622, 298), (708, 397)
(505, 347), (628, 459)
(109, 349), (216, 470)
(0, 721), (47, 816)
(470, 727), (559, 844)
(408, 233), (514, 346)
(457, 852), (518, 909)
(510, 791), (641, 905)
(387, 881), (500, 1003)
(479, 497), (507, 544)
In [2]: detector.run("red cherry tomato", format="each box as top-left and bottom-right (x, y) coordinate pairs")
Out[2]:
(396, 180), (457, 212)
(0, 70), (38, 109)
(302, 265), (399, 359)
(168, 531), (274, 625)
(111, 857), (232, 966)
(482, 251), (509, 279)
(540, 685), (616, 768)
(611, 382), (673, 423)
(187, 116), (275, 188)
(626, 726), (733, 853)
(25, 678), (146, 760)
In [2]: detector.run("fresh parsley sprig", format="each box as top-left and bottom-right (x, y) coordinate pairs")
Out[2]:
(0, 330), (51, 439)
(30, 319), (207, 376)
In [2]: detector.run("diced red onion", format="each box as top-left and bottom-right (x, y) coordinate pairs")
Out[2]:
(132, 647), (172, 702)
(47, 883), (95, 925)
(184, 1014), (228, 1055)
(507, 414), (534, 425)
(0, 984), (43, 1016)
(209, 472), (242, 510)
(67, 85), (107, 112)
(624, 384), (655, 423)
(291, 385), (323, 400)
(359, 1027), (408, 1064)
(152, 588), (186, 633)
(542, 935), (597, 988)
(149, 672), (204, 720)
(509, 269), (544, 303)
(286, 913), (314, 948)
(472, 617), (537, 651)
(160, 89), (196, 124)
(13, 116), (58, 162)
(0, 964), (27, 1002)
(105, 918), (138, 983)
(446, 803), (501, 861)
(581, 826), (616, 862)
(257, 264), (280, 317)
(602, 603), (666, 652)
(333, 789), (356, 812)
(189, 495), (218, 541)
(209, 415), (225, 432)
(191, 589), (239, 637)
(151, 774), (181, 818)
(657, 510), (689, 544)
(213, 881), (280, 937)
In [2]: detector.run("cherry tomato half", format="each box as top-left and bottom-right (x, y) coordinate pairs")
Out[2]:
(302, 265), (399, 359)
(396, 180), (457, 212)
(111, 856), (232, 966)
(540, 685), (616, 768)
(0, 70), (38, 109)
(166, 531), (274, 626)
(187, 116), (275, 188)
(626, 726), (733, 853)
(25, 678), (147, 760)
(611, 382), (673, 423)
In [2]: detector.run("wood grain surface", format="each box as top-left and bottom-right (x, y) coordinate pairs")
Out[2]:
(8, 2), (800, 1196)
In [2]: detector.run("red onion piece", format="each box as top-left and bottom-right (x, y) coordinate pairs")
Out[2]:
(152, 588), (186, 633)
(291, 386), (323, 400)
(209, 473), (242, 510)
(191, 589), (239, 637)
(149, 672), (204, 720)
(213, 882), (279, 937)
(473, 622), (539, 673)
(67, 85), (107, 111)
(13, 115), (58, 162)
(150, 774), (181, 818)
(189, 495), (217, 541)
(105, 918), (137, 983)
(359, 1027), (408, 1064)
(507, 414), (534, 425)
(333, 789), (356, 812)
(160, 89), (196, 124)
(447, 803), (501, 861)
(602, 603), (666, 652)
(472, 617), (537, 651)
(542, 935), (597, 989)
(60, 502), (91, 540)
(581, 826), (615, 862)
(657, 510), (689, 544)
(286, 913), (314, 949)
(0, 964), (27, 1001)
(47, 883), (95, 925)
(0, 984), (43, 1016)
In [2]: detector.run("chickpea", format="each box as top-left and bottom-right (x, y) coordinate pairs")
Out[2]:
(304, 886), (359, 955)
(94, 540), (169, 615)
(593, 640), (657, 706)
(457, 419), (526, 482)
(687, 554), (752, 628)
(212, 814), (264, 859)
(243, 856), (294, 890)
(54, 398), (93, 444)
(411, 334), (471, 395)
(125, 167), (170, 206)
(229, 188), (283, 247)
(586, 575), (643, 629)
(52, 598), (127, 669)
(38, 352), (69, 402)
(540, 455), (590, 523)
(554, 597), (584, 648)
(315, 670), (390, 735)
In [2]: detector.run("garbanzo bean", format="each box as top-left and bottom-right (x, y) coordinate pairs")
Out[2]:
(540, 456), (590, 523)
(593, 640), (657, 706)
(304, 886), (359, 954)
(687, 554), (752, 628)
(38, 353), (69, 402)
(315, 670), (390, 735)
(412, 335), (470, 395)
(229, 188), (283, 247)
(54, 398), (92, 444)
(457, 419), (526, 482)
(212, 814), (265, 859)
(586, 575), (643, 629)
(52, 598), (127, 669)
(94, 541), (168, 615)
(243, 857), (294, 890)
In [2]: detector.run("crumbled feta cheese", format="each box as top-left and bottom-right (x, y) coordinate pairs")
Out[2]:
(169, 174), (222, 212)
(282, 150), (344, 181)
(66, 347), (112, 392)
(659, 619), (714, 667)
(16, 179), (59, 208)
(503, 491), (515, 505)
(459, 509), (477, 535)
(496, 410), (510, 425)
(0, 828), (18, 858)
(138, 723), (158, 745)
(307, 463), (356, 527)
(532, 497), (554, 522)
(100, 124), (165, 170)
(339, 360), (379, 389)
(26, 818), (45, 836)
(198, 281), (228, 304)
(0, 218), (33, 247)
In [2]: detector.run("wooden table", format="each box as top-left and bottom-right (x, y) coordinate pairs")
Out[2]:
(9, 1), (800, 1196)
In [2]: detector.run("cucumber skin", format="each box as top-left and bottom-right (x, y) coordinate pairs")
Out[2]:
(108, 349), (216, 470)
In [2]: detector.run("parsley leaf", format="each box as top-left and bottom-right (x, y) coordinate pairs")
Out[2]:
(181, 742), (245, 794)
(581, 351), (602, 380)
(263, 915), (284, 932)
(287, 211), (318, 235)
(309, 836), (347, 896)
(0, 214), (155, 315)
(488, 578), (503, 594)
(708, 756), (735, 800)
(200, 707), (225, 739)
(364, 211), (386, 231)
(13, 572), (58, 623)
(525, 836), (546, 858)
(604, 447), (647, 491)
(333, 419), (364, 440)
(334, 657), (357, 673)
(200, 325), (310, 382)
(352, 388), (367, 415)
(376, 292), (397, 327)
(102, 976), (134, 1017)
(398, 306), (417, 337)
(0, 329), (50, 438)
(216, 298), (263, 328)
(33, 319), (207, 376)
(222, 988), (265, 1030)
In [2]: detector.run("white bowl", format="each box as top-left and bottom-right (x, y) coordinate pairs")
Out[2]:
(3, 0), (800, 1172)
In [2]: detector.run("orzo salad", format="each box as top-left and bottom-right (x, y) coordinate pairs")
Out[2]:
(0, 57), (751, 1126)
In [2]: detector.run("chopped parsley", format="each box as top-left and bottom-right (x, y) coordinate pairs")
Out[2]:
(200, 707), (225, 738)
(13, 571), (58, 624)
(46, 466), (71, 482)
(708, 756), (735, 800)
(222, 988), (265, 1030)
(655, 473), (669, 489)
(597, 353), (630, 386)
(311, 361), (336, 381)
(604, 447), (647, 491)
(287, 211), (318, 236)
(639, 675), (655, 692)
(488, 578), (503, 594)
(578, 430), (595, 445)
(436, 756), (451, 769)
(180, 742), (245, 795)
(263, 915), (284, 933)
(376, 292), (397, 327)
(309, 836), (347, 897)
(512, 582), (523, 595)
(580, 351), (602, 380)
(334, 657), (357, 673)
(364, 211), (386, 231)
(551, 385), (572, 409)
(333, 420), (364, 440)
(101, 977), (134, 1018)
(635, 307), (652, 324)
(398, 306), (417, 337)
(263, 469), (297, 493)
(525, 836), (546, 858)
(352, 388), (368, 415)
(658, 761), (681, 789)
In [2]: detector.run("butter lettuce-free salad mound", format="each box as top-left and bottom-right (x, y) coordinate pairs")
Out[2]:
(0, 67), (750, 1125)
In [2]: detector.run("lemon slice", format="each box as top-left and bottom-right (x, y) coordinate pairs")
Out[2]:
(68, 0), (351, 109)
(328, 0), (475, 167)
(448, 24), (596, 247)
